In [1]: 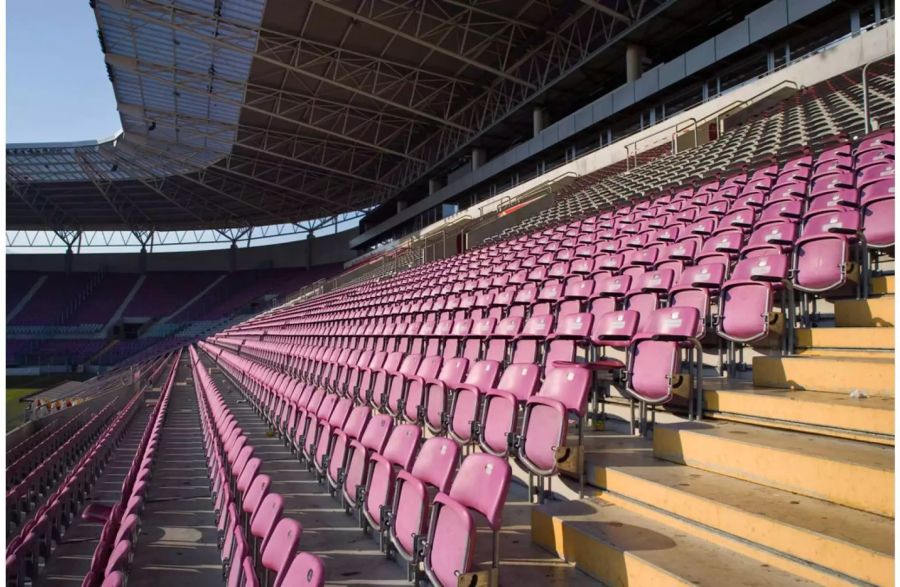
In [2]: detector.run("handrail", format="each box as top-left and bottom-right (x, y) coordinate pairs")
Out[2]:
(707, 79), (801, 134)
(478, 171), (577, 217)
(670, 118), (699, 155)
(626, 117), (697, 167)
(625, 78), (802, 169)
(861, 59), (878, 133)
(421, 215), (473, 260)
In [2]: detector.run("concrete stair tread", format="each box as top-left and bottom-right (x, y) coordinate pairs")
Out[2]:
(764, 353), (894, 363)
(581, 435), (893, 584)
(534, 497), (819, 586)
(792, 349), (895, 359)
(753, 354), (894, 396)
(657, 421), (893, 471)
(702, 383), (893, 442)
(653, 421), (894, 517)
(869, 275), (894, 295)
(833, 296), (894, 328)
(795, 326), (894, 350)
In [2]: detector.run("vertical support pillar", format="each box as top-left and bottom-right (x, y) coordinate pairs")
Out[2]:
(229, 240), (238, 272)
(626, 44), (645, 82)
(471, 147), (486, 171)
(64, 246), (74, 273)
(532, 107), (547, 137)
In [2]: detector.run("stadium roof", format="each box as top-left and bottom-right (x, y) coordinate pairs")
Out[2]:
(7, 0), (728, 232)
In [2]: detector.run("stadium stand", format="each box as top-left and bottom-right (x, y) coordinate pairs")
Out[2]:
(491, 60), (896, 241)
(5, 1), (895, 586)
(6, 267), (336, 368)
(189, 121), (895, 585)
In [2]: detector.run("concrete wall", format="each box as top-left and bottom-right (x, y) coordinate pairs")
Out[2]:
(6, 228), (357, 273)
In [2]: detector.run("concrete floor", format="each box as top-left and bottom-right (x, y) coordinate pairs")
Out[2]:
(202, 352), (599, 586)
(128, 355), (223, 587)
(42, 409), (151, 585)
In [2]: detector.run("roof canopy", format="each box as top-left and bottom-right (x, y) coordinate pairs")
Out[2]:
(7, 0), (672, 231)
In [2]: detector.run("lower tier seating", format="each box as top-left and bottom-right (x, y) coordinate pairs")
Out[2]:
(6, 352), (178, 587)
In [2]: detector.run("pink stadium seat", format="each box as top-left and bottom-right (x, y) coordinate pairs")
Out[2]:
(626, 307), (704, 420)
(361, 424), (422, 536)
(341, 415), (393, 511)
(260, 518), (302, 587)
(280, 552), (325, 587)
(422, 454), (511, 587)
(250, 493), (284, 561)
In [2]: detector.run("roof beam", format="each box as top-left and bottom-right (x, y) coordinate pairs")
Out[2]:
(130, 136), (362, 216)
(118, 1), (471, 130)
(108, 56), (423, 162)
(307, 0), (536, 88)
(72, 150), (153, 227)
(580, 0), (633, 24)
(126, 140), (334, 219)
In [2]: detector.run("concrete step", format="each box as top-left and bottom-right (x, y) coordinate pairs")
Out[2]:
(834, 296), (894, 327)
(580, 435), (893, 586)
(702, 381), (894, 445)
(653, 421), (894, 517)
(870, 274), (894, 295)
(533, 496), (819, 587)
(794, 326), (894, 350)
(752, 354), (894, 395)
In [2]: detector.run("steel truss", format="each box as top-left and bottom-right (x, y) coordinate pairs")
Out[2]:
(6, 211), (364, 252)
(8, 0), (666, 234)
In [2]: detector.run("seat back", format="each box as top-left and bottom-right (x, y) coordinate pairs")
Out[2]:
(261, 518), (302, 583)
(242, 474), (272, 516)
(381, 424), (422, 470)
(250, 492), (284, 549)
(360, 414), (393, 453)
(538, 365), (592, 414)
(461, 360), (501, 390)
(281, 552), (326, 587)
(410, 438), (460, 493)
(448, 454), (511, 531)
(237, 457), (262, 494)
(226, 529), (248, 587)
(492, 363), (540, 403)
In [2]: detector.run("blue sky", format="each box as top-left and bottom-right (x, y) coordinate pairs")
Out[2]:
(7, 0), (121, 143)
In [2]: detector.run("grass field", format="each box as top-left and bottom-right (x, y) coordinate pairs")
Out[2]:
(6, 388), (36, 429)
(6, 373), (93, 430)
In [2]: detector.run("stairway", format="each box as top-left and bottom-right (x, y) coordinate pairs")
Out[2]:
(533, 275), (895, 586)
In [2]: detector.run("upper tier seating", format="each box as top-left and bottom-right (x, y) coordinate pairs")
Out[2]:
(10, 273), (94, 326)
(490, 60), (894, 242)
(6, 272), (42, 314)
(68, 274), (138, 326)
(6, 267), (339, 368)
(123, 272), (221, 319)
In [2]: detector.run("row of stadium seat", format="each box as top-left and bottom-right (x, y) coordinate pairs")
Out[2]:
(496, 62), (894, 240)
(5, 352), (174, 587)
(198, 340), (515, 587)
(189, 346), (325, 587)
(78, 350), (181, 587)
(232, 129), (892, 366)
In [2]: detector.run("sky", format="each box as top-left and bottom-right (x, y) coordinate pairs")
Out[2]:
(7, 0), (122, 144)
